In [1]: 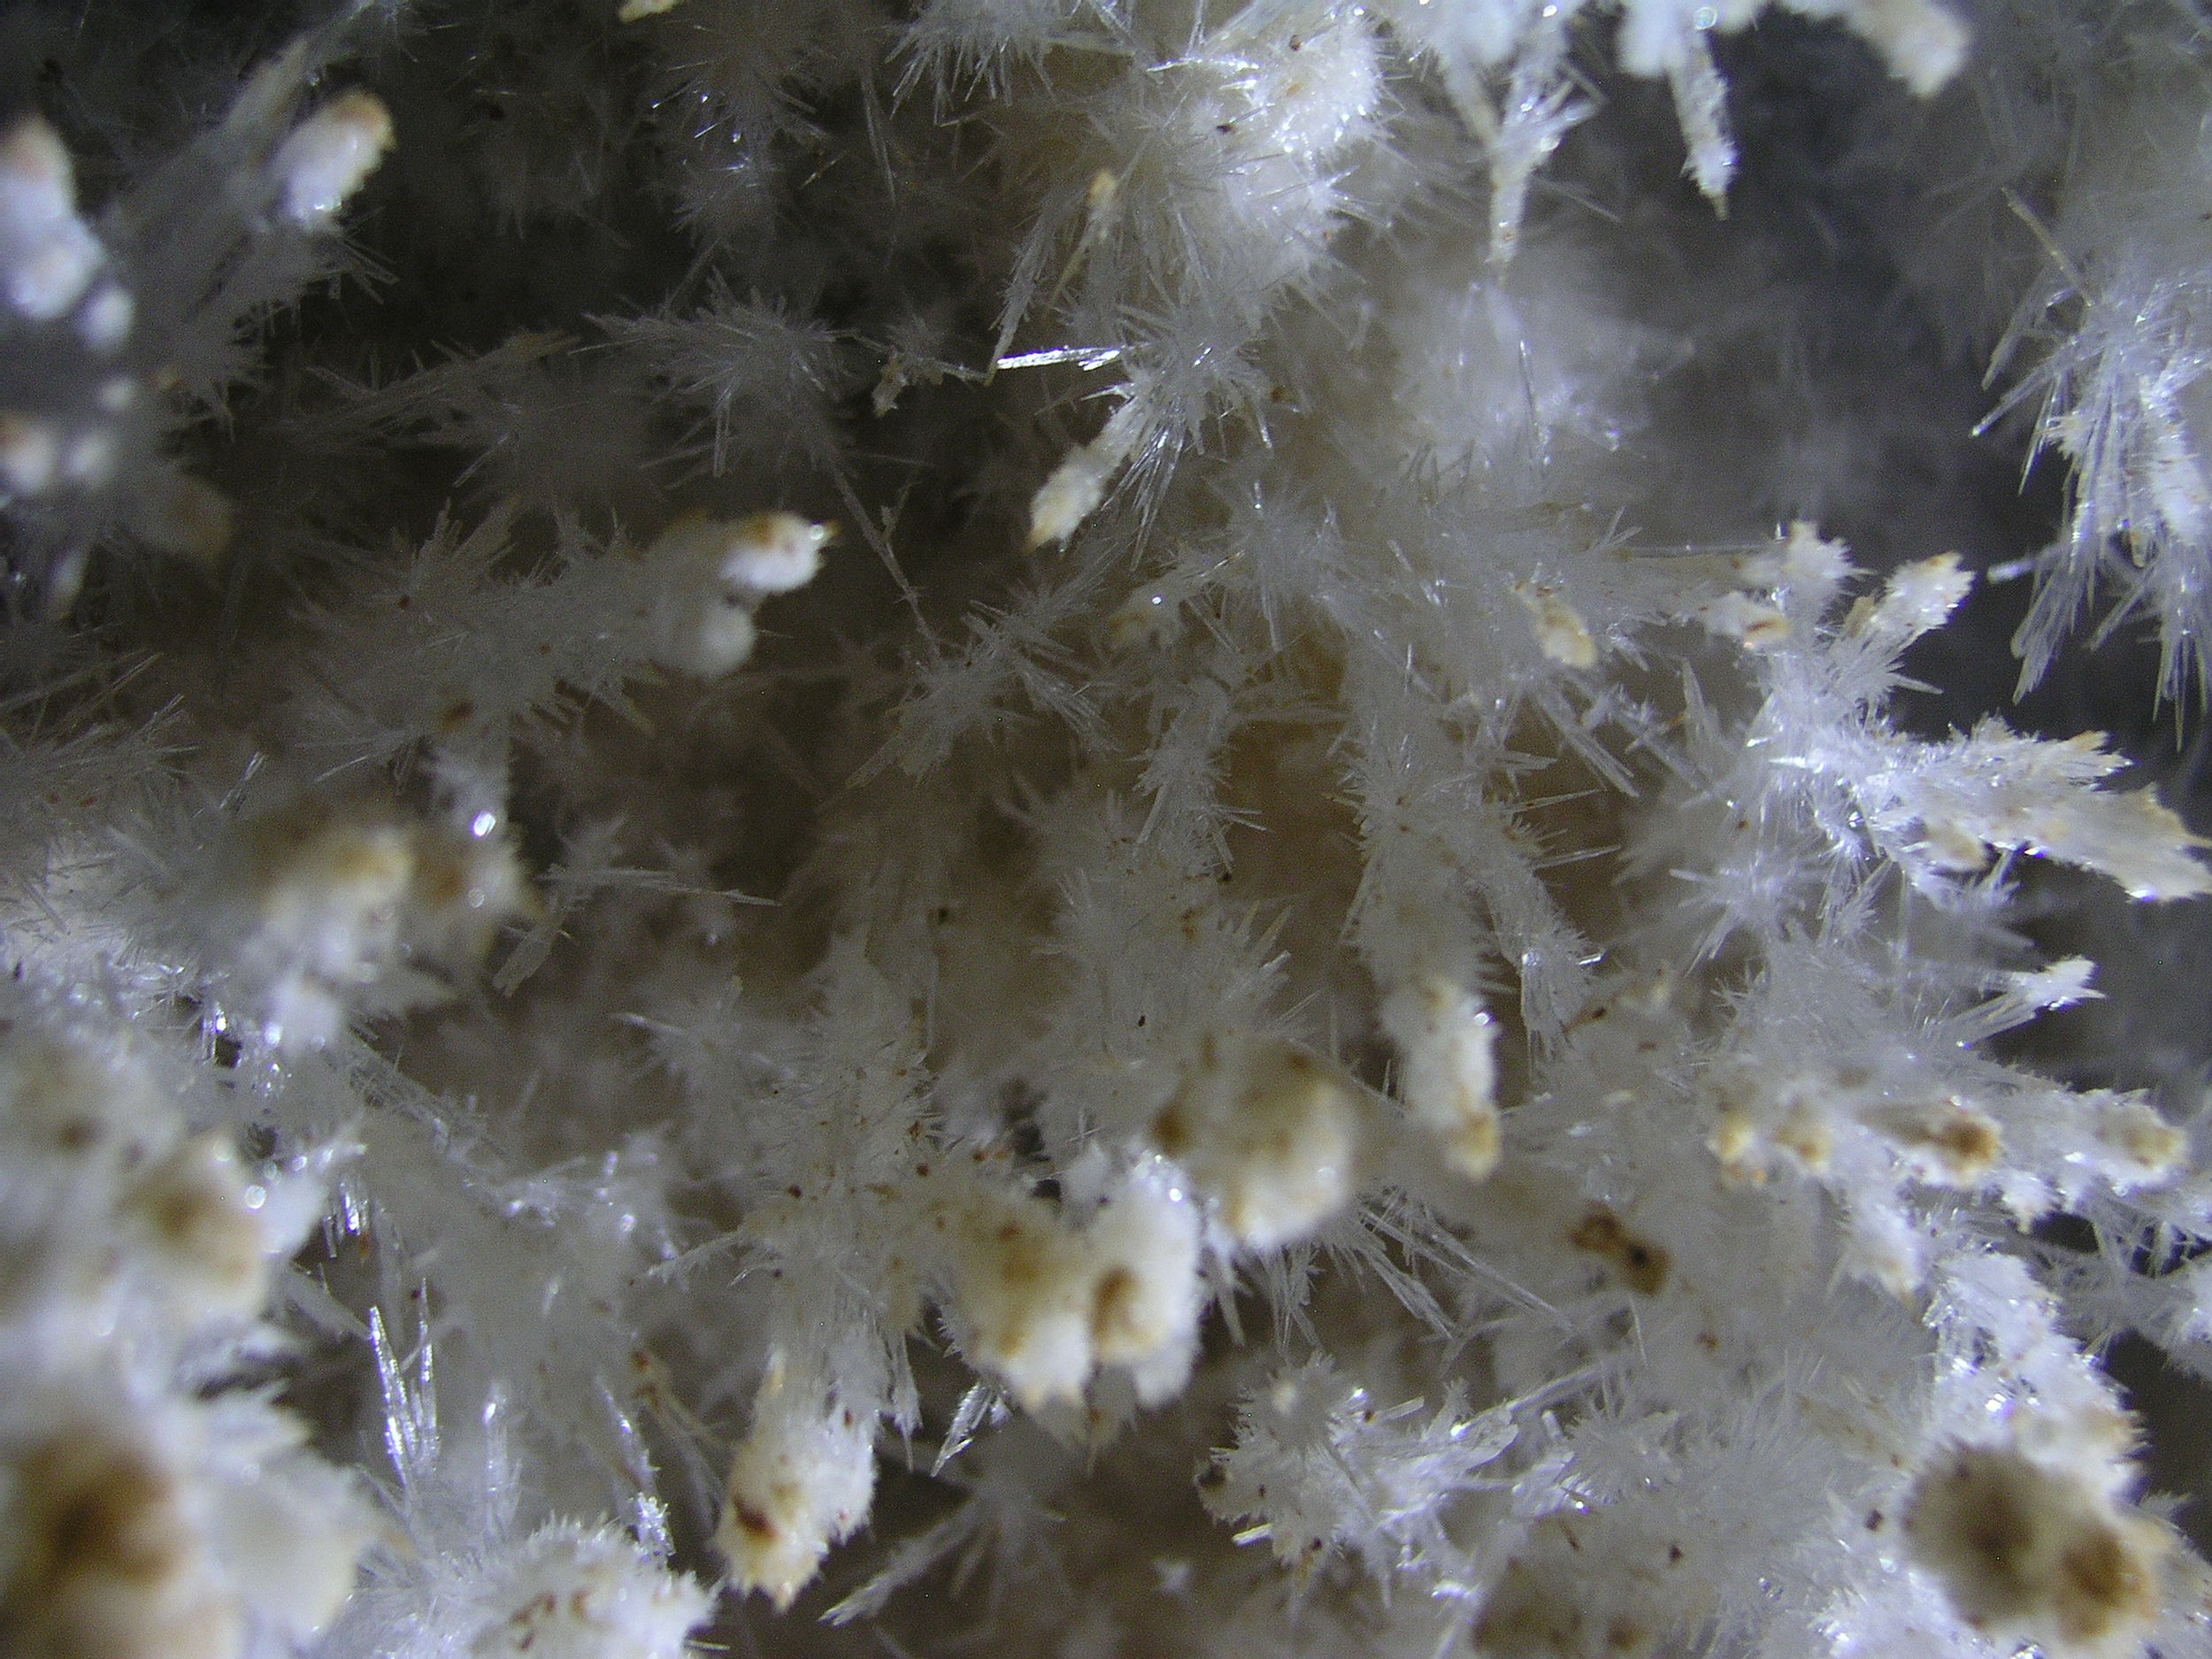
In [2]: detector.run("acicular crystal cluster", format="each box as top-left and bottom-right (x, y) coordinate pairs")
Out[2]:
(5, 3), (2212, 1658)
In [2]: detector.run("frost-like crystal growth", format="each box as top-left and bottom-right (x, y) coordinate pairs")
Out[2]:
(8, 4), (2212, 1658)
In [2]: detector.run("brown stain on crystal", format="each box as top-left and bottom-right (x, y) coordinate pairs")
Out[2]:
(1570, 1206), (1670, 1295)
